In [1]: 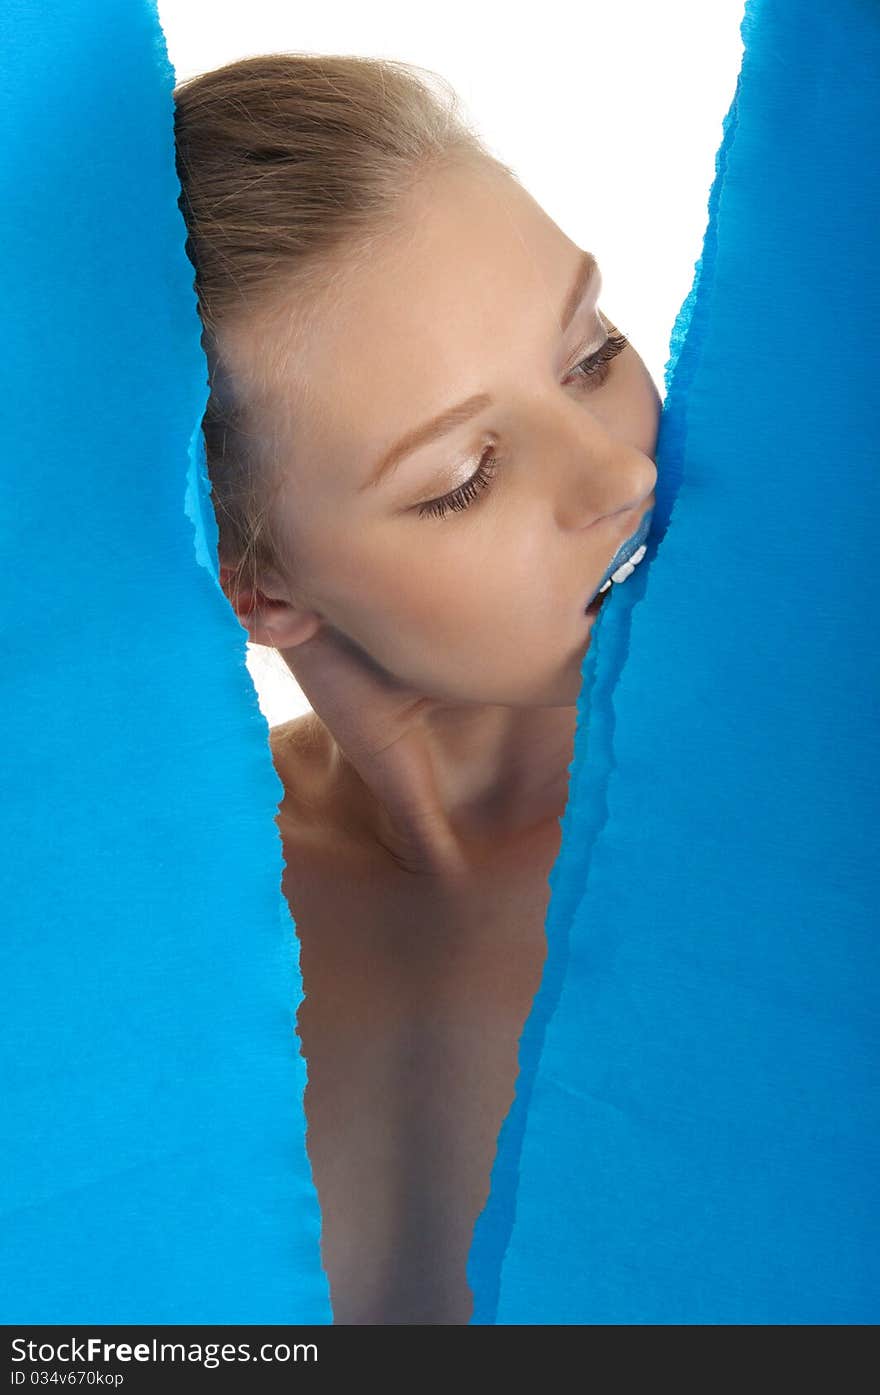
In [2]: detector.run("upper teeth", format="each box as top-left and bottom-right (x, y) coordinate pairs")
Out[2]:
(598, 543), (647, 592)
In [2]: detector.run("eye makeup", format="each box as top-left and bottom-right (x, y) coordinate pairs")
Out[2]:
(416, 329), (629, 521)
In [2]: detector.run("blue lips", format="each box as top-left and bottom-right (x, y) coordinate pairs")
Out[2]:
(587, 506), (655, 607)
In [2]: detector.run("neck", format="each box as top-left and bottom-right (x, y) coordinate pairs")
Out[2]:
(322, 701), (579, 881)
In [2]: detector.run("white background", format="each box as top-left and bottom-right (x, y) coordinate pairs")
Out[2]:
(158, 0), (746, 725)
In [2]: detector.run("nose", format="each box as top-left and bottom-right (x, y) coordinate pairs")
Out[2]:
(522, 373), (659, 529)
(554, 434), (657, 534)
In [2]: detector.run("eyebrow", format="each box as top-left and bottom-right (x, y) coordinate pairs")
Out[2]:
(360, 249), (600, 491)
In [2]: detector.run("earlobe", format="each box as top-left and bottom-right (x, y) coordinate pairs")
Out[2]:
(231, 595), (323, 652)
(218, 565), (323, 648)
(263, 606), (323, 650)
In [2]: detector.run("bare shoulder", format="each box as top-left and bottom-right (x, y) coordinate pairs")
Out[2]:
(268, 711), (334, 832)
(268, 709), (326, 766)
(268, 711), (375, 873)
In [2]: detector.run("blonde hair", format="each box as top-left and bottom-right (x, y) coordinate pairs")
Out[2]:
(172, 52), (517, 610)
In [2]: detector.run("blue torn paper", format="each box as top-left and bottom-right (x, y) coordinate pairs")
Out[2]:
(4, 0), (877, 1329)
(469, 0), (880, 1324)
(0, 0), (330, 1322)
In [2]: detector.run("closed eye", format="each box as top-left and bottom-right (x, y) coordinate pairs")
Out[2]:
(568, 329), (629, 387)
(416, 328), (629, 521)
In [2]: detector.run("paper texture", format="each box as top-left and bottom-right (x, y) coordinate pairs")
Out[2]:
(0, 0), (330, 1322)
(469, 0), (880, 1324)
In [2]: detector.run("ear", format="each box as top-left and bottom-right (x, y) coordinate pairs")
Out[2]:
(219, 565), (322, 649)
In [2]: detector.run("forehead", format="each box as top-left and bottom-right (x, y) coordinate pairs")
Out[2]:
(232, 161), (585, 484)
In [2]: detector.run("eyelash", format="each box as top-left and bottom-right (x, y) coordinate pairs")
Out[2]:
(416, 331), (630, 520)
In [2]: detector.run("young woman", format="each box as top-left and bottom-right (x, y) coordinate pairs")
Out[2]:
(173, 51), (660, 1323)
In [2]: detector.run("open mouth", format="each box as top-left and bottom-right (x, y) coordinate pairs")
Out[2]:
(584, 542), (648, 614)
(584, 508), (654, 615)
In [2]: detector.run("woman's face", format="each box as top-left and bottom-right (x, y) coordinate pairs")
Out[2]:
(239, 158), (660, 707)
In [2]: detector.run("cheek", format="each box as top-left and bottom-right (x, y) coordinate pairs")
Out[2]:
(303, 508), (573, 673)
(370, 517), (569, 656)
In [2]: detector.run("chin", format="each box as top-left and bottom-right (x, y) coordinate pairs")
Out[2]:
(528, 667), (586, 709)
